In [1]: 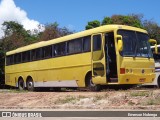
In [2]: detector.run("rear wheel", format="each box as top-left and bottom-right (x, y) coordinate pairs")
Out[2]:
(18, 78), (25, 91)
(86, 74), (101, 91)
(157, 76), (160, 88)
(26, 78), (34, 91)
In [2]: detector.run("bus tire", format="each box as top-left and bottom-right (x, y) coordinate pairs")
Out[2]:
(26, 77), (34, 91)
(157, 76), (160, 88)
(86, 74), (101, 91)
(18, 78), (25, 91)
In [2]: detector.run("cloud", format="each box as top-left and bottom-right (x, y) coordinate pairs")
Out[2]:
(0, 0), (43, 38)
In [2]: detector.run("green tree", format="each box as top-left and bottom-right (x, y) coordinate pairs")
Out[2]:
(0, 43), (5, 84)
(143, 20), (160, 44)
(38, 22), (73, 41)
(102, 17), (113, 25)
(85, 20), (100, 30)
(2, 21), (25, 51)
(0, 21), (39, 84)
(102, 14), (143, 28)
(1, 21), (38, 52)
(85, 15), (144, 30)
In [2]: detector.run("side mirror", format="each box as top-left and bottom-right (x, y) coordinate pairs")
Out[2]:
(149, 39), (157, 44)
(149, 39), (158, 54)
(117, 35), (123, 51)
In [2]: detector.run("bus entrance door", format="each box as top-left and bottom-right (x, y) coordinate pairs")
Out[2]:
(105, 32), (118, 83)
(91, 34), (107, 85)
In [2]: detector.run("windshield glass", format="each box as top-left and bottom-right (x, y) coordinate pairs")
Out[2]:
(118, 30), (153, 58)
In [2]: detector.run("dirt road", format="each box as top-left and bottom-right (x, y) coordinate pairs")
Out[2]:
(0, 88), (159, 110)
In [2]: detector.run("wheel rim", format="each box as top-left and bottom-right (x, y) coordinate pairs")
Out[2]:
(27, 80), (34, 91)
(28, 81), (33, 88)
(19, 80), (24, 90)
(90, 78), (95, 87)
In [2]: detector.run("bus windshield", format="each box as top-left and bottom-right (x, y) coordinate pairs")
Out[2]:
(118, 30), (153, 58)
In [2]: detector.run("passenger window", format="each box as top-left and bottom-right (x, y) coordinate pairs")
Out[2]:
(68, 40), (74, 54)
(68, 39), (82, 54)
(6, 55), (14, 65)
(36, 48), (41, 60)
(54, 42), (66, 56)
(83, 36), (91, 52)
(14, 53), (21, 64)
(74, 39), (82, 53)
(93, 35), (102, 51)
(42, 46), (52, 58)
(22, 51), (30, 62)
(31, 49), (36, 61)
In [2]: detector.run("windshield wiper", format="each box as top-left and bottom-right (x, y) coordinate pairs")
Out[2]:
(134, 44), (138, 58)
(147, 48), (151, 59)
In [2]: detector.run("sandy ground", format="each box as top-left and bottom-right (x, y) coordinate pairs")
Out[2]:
(0, 88), (159, 110)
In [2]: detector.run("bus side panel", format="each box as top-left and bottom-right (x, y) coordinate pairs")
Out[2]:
(5, 52), (91, 88)
(35, 52), (91, 87)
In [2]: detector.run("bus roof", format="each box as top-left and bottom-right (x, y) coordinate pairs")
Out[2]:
(6, 24), (148, 55)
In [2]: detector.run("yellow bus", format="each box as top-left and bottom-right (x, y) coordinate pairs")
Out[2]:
(5, 25), (156, 91)
(143, 45), (160, 88)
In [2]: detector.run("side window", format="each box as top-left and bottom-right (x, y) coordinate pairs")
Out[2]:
(10, 55), (14, 65)
(68, 40), (75, 54)
(14, 53), (21, 64)
(6, 55), (14, 65)
(54, 42), (66, 56)
(52, 45), (55, 57)
(93, 34), (102, 51)
(74, 39), (82, 53)
(31, 49), (36, 61)
(42, 46), (52, 58)
(22, 51), (30, 62)
(36, 48), (41, 60)
(31, 49), (43, 61)
(83, 36), (91, 52)
(6, 56), (10, 65)
(68, 39), (82, 54)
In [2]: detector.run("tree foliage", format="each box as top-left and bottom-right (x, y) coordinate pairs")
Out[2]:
(39, 22), (73, 41)
(86, 14), (143, 29)
(85, 14), (160, 43)
(143, 20), (160, 43)
(1, 21), (38, 52)
(85, 20), (100, 30)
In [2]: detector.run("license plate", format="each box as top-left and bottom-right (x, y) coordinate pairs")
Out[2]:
(139, 78), (145, 82)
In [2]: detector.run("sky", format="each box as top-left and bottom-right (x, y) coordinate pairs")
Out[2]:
(0, 0), (160, 38)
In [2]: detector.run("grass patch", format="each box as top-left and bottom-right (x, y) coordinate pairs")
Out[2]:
(77, 95), (87, 99)
(128, 101), (135, 106)
(54, 95), (89, 104)
(0, 89), (28, 93)
(93, 95), (104, 102)
(55, 95), (78, 104)
(130, 91), (151, 97)
(143, 97), (160, 105)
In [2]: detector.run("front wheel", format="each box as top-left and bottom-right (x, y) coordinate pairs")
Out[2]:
(27, 78), (34, 91)
(86, 75), (101, 91)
